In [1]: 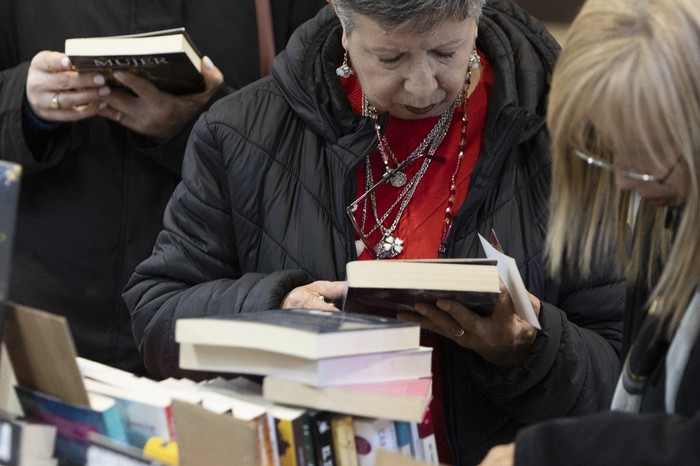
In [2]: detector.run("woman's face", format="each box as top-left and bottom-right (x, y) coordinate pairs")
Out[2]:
(612, 152), (689, 207)
(342, 14), (477, 120)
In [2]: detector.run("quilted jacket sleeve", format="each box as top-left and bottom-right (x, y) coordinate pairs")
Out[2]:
(123, 113), (312, 379)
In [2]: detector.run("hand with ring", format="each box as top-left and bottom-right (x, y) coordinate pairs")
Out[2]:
(25, 50), (111, 123)
(400, 282), (541, 367)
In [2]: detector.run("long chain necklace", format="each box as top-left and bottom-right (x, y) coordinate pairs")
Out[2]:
(358, 49), (480, 259)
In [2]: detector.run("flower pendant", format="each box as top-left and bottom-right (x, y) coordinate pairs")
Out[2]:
(375, 235), (404, 259)
(389, 171), (407, 188)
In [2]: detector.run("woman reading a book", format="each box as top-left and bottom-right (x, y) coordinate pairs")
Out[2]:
(124, 1), (625, 464)
(479, 0), (700, 464)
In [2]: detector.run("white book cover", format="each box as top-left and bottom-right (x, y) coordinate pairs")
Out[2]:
(353, 417), (398, 466)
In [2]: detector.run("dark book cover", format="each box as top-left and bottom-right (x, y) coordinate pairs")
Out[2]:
(0, 161), (21, 350)
(199, 308), (417, 334)
(309, 411), (335, 466)
(342, 286), (499, 318)
(70, 53), (204, 95)
(66, 28), (204, 95)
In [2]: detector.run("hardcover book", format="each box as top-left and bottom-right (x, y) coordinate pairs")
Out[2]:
(342, 258), (501, 318)
(262, 377), (432, 423)
(64, 27), (205, 95)
(175, 309), (420, 360)
(178, 343), (432, 387)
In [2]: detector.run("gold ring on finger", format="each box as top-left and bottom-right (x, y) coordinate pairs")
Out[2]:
(453, 327), (465, 338)
(115, 110), (124, 123)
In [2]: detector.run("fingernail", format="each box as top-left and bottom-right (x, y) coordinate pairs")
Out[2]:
(60, 56), (70, 68)
(203, 56), (214, 70)
(98, 86), (110, 97)
(99, 102), (108, 109)
(93, 74), (106, 86)
(113, 71), (125, 81)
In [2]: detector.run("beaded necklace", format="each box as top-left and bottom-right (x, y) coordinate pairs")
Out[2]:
(357, 49), (480, 258)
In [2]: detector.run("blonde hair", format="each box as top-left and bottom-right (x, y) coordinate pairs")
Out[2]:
(546, 0), (700, 335)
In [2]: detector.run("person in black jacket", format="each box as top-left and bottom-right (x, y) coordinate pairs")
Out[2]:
(480, 0), (700, 464)
(124, 1), (625, 464)
(0, 0), (326, 376)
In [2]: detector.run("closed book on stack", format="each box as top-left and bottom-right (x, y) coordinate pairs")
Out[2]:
(262, 377), (432, 423)
(175, 309), (420, 360)
(179, 343), (432, 387)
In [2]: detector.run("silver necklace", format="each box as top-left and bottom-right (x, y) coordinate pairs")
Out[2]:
(357, 49), (480, 259)
(361, 91), (463, 258)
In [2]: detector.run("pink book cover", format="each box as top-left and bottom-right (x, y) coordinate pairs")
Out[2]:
(339, 378), (432, 398)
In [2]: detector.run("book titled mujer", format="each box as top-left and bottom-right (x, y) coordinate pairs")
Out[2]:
(64, 27), (205, 95)
(175, 309), (420, 360)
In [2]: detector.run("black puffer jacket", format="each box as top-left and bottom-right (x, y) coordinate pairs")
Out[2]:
(0, 0), (325, 375)
(124, 1), (625, 463)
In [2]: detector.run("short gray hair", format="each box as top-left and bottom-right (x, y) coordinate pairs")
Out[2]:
(332, 0), (486, 34)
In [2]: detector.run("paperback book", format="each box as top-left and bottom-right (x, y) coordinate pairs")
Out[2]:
(65, 27), (205, 95)
(175, 309), (420, 360)
(343, 258), (500, 317)
(178, 343), (432, 387)
(262, 377), (432, 423)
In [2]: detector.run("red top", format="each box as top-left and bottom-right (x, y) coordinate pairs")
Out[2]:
(342, 52), (493, 464)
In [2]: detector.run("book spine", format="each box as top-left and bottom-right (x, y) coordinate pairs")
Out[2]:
(276, 417), (303, 466)
(329, 414), (358, 466)
(301, 412), (316, 466)
(260, 413), (281, 466)
(416, 407), (438, 465)
(352, 418), (398, 466)
(409, 421), (423, 461)
(392, 421), (413, 458)
(309, 411), (335, 466)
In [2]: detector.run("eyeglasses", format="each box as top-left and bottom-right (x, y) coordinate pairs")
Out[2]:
(573, 150), (681, 185)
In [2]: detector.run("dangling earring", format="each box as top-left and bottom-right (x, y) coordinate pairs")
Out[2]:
(469, 48), (480, 70)
(336, 51), (354, 78)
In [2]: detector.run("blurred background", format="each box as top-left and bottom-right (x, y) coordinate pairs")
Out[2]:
(512, 0), (585, 44)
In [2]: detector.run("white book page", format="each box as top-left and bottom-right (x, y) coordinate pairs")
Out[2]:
(478, 234), (541, 329)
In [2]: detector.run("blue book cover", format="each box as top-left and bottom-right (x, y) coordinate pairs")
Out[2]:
(393, 421), (413, 457)
(15, 385), (127, 465)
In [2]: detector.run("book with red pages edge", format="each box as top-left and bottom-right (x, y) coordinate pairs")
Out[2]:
(262, 377), (433, 423)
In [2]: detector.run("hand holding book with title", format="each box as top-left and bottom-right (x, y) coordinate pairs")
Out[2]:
(64, 27), (205, 95)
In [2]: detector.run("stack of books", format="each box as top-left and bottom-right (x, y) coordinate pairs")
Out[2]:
(175, 308), (439, 465)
